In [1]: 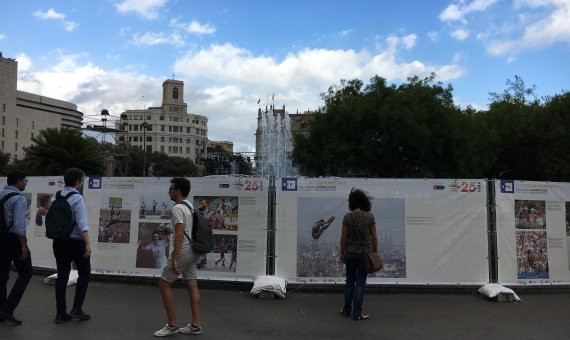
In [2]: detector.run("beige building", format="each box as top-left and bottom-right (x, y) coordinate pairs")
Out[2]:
(208, 140), (234, 153)
(0, 53), (82, 160)
(115, 79), (208, 164)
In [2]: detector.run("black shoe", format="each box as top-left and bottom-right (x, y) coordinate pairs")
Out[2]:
(70, 309), (91, 321)
(0, 310), (22, 325)
(54, 313), (72, 324)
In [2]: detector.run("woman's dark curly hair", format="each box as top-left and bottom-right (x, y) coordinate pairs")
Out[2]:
(348, 188), (372, 212)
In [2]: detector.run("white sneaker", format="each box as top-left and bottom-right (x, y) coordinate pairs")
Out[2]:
(180, 323), (202, 335)
(154, 324), (180, 337)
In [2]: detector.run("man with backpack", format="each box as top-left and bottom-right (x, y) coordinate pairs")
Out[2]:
(154, 177), (202, 337)
(50, 168), (91, 324)
(0, 170), (32, 325)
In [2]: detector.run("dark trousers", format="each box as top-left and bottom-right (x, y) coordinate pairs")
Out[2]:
(0, 235), (32, 314)
(53, 238), (90, 315)
(343, 251), (367, 319)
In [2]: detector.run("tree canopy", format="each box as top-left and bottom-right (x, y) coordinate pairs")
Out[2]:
(293, 75), (570, 181)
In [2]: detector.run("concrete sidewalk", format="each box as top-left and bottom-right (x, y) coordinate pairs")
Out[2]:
(2, 274), (569, 339)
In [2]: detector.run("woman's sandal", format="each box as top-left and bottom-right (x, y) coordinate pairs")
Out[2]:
(353, 313), (370, 321)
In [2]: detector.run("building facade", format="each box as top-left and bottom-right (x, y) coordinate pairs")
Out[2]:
(115, 79), (208, 164)
(0, 53), (82, 160)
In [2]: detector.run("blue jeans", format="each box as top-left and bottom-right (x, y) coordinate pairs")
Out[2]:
(343, 251), (367, 319)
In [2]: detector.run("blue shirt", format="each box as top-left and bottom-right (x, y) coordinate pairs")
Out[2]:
(53, 187), (89, 240)
(0, 185), (27, 237)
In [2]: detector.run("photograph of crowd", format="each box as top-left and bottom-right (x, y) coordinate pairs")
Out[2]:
(515, 200), (546, 229)
(516, 230), (549, 279)
(192, 196), (239, 231)
(136, 222), (171, 269)
(296, 197), (406, 279)
(139, 194), (172, 220)
(566, 202), (570, 236)
(35, 193), (52, 227)
(98, 196), (131, 243)
(195, 235), (237, 272)
(566, 202), (569, 236)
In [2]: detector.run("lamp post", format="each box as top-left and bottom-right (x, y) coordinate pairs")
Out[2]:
(141, 121), (149, 177)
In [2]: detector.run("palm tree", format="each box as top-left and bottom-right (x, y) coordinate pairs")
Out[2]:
(23, 128), (104, 175)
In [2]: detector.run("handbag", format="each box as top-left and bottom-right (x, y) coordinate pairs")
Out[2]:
(364, 251), (383, 274)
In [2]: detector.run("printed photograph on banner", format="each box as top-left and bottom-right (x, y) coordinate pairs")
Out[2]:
(34, 193), (53, 227)
(297, 197), (406, 279)
(136, 222), (171, 269)
(22, 193), (31, 221)
(566, 202), (569, 236)
(98, 195), (131, 243)
(193, 196), (239, 231)
(195, 234), (237, 272)
(514, 200), (546, 229)
(516, 230), (549, 279)
(139, 194), (172, 220)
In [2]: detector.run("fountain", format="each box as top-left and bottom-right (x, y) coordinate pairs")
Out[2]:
(256, 106), (297, 177)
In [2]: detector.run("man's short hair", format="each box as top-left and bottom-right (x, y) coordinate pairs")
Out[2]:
(7, 170), (26, 186)
(170, 177), (191, 197)
(63, 168), (85, 187)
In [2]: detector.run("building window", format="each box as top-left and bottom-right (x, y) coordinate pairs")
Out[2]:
(134, 125), (139, 131)
(160, 116), (164, 121)
(15, 130), (18, 139)
(173, 126), (179, 133)
(147, 116), (151, 120)
(186, 147), (190, 154)
(195, 140), (200, 145)
(169, 126), (172, 132)
(186, 127), (191, 133)
(133, 115), (139, 120)
(32, 121), (35, 129)
(161, 125), (165, 131)
(168, 146), (172, 153)
(2, 104), (4, 112)
(31, 132), (34, 139)
(2, 116), (4, 125)
(147, 136), (152, 142)
(161, 145), (164, 152)
(139, 115), (143, 120)
(15, 143), (18, 151)
(196, 128), (200, 134)
(1, 128), (3, 137)
(186, 138), (191, 143)
(161, 137), (165, 142)
(173, 87), (179, 99)
(134, 136), (138, 142)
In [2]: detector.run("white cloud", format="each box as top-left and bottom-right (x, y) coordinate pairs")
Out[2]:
(131, 31), (184, 47)
(15, 53), (32, 72)
(452, 51), (465, 63)
(428, 31), (440, 41)
(338, 29), (353, 37)
(486, 0), (570, 56)
(173, 42), (464, 149)
(33, 8), (65, 20)
(0, 33), (5, 40)
(439, 0), (499, 24)
(115, 0), (168, 20)
(170, 18), (216, 35)
(15, 41), (465, 152)
(33, 8), (78, 32)
(401, 34), (418, 49)
(451, 28), (470, 40)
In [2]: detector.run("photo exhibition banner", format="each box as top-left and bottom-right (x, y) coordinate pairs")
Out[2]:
(495, 180), (570, 285)
(275, 178), (489, 285)
(18, 176), (268, 281)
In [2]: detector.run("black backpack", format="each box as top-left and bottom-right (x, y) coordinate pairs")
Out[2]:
(45, 191), (79, 240)
(178, 200), (214, 254)
(0, 192), (21, 245)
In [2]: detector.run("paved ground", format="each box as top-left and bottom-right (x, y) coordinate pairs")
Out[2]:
(1, 274), (569, 339)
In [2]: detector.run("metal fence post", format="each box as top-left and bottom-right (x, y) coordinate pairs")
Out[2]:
(266, 176), (277, 275)
(486, 179), (499, 283)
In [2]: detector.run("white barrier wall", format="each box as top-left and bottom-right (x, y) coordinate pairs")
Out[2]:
(19, 176), (268, 282)
(275, 178), (489, 285)
(495, 180), (570, 285)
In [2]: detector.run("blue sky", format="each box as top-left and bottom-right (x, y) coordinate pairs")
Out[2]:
(1, 0), (569, 151)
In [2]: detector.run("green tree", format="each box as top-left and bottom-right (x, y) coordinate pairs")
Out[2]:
(293, 74), (481, 178)
(0, 151), (11, 175)
(23, 128), (104, 175)
(147, 152), (198, 177)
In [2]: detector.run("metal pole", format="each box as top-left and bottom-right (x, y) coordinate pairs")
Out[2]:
(266, 176), (276, 275)
(486, 179), (498, 283)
